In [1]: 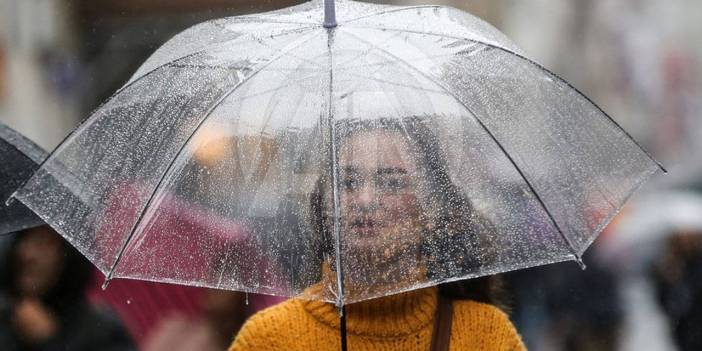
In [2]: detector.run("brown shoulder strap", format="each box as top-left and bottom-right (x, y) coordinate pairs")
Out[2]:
(430, 295), (453, 351)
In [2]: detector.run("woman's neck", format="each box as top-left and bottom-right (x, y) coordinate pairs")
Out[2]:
(321, 257), (428, 301)
(301, 284), (438, 337)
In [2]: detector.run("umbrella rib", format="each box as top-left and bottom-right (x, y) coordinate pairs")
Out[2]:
(325, 27), (350, 351)
(325, 29), (346, 310)
(101, 31), (320, 287)
(345, 25), (666, 174)
(342, 30), (587, 265)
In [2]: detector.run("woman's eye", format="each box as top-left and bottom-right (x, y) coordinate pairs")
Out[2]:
(377, 177), (408, 192)
(342, 177), (360, 191)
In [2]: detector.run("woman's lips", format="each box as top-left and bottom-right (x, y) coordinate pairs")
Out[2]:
(349, 217), (380, 236)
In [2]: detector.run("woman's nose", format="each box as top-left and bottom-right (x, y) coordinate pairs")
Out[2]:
(354, 183), (378, 210)
(17, 241), (40, 263)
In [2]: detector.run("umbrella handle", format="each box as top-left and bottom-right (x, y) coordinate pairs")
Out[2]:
(340, 305), (348, 351)
(324, 0), (337, 28)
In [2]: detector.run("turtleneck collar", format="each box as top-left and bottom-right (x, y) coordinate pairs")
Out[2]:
(301, 285), (438, 338)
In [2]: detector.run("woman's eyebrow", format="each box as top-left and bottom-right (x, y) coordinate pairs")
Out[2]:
(376, 167), (407, 175)
(342, 166), (360, 175)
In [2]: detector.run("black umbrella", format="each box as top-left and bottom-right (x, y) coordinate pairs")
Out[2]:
(0, 121), (47, 234)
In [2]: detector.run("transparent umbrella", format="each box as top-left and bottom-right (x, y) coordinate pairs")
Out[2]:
(1, 121), (46, 234)
(12, 0), (662, 322)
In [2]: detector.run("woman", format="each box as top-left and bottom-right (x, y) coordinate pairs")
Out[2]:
(229, 117), (526, 350)
(0, 225), (135, 351)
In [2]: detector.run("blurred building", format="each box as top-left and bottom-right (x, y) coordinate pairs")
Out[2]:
(0, 0), (79, 149)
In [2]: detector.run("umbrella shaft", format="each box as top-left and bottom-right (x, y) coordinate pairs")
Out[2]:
(340, 305), (348, 351)
(324, 0), (337, 28)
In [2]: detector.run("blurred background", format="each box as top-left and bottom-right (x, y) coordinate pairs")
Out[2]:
(0, 0), (700, 350)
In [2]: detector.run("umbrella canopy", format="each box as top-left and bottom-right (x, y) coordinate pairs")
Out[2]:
(0, 121), (47, 234)
(12, 0), (662, 306)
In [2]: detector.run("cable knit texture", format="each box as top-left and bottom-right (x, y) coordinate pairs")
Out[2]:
(229, 285), (526, 351)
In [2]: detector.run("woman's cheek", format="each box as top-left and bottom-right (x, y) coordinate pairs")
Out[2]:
(382, 194), (421, 220)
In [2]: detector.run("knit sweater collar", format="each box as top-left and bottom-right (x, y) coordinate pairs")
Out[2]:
(301, 285), (438, 338)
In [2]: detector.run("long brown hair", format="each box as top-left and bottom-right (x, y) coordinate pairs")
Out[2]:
(310, 116), (506, 307)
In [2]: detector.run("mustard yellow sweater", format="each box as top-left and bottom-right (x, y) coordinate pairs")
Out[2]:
(229, 286), (526, 351)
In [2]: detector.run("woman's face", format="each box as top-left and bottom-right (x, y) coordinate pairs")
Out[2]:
(14, 226), (64, 297)
(337, 129), (426, 269)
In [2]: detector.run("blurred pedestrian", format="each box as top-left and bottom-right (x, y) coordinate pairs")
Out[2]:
(651, 229), (702, 351)
(0, 225), (135, 351)
(143, 289), (248, 351)
(506, 242), (623, 351)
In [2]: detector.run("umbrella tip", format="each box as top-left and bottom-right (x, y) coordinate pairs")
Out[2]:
(659, 164), (668, 174)
(4, 192), (17, 206)
(574, 255), (587, 270)
(101, 278), (112, 290)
